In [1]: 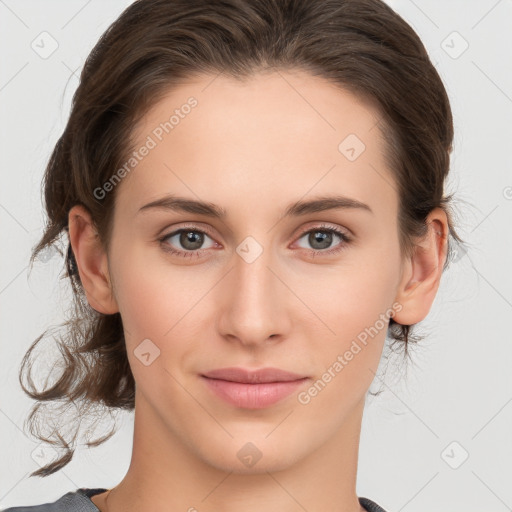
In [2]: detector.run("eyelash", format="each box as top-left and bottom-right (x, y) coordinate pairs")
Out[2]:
(157, 223), (352, 259)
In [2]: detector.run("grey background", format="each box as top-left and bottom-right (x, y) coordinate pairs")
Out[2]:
(1, 1), (511, 511)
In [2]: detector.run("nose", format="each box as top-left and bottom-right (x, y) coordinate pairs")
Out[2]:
(216, 243), (291, 348)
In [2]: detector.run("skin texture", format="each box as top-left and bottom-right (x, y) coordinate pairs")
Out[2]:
(69, 69), (448, 512)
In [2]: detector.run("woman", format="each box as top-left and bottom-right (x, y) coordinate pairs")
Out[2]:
(6, 0), (463, 511)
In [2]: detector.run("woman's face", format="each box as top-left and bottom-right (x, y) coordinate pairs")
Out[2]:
(105, 70), (407, 472)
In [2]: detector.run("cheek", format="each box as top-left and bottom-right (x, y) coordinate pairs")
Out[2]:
(306, 259), (399, 339)
(109, 244), (207, 373)
(110, 228), (400, 371)
(295, 274), (393, 416)
(110, 240), (184, 329)
(300, 248), (401, 384)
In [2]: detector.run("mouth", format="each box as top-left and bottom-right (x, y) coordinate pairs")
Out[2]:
(200, 367), (310, 409)
(201, 366), (307, 383)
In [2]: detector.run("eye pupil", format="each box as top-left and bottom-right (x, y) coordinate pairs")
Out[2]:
(181, 231), (204, 250)
(309, 231), (332, 250)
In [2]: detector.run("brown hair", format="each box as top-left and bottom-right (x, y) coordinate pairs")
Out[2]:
(21, 0), (465, 477)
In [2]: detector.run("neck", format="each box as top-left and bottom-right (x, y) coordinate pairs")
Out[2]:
(101, 390), (368, 512)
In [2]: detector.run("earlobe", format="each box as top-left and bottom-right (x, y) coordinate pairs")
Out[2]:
(68, 205), (119, 315)
(392, 209), (448, 326)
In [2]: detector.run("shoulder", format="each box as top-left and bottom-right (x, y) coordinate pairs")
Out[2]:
(359, 496), (390, 512)
(3, 490), (385, 512)
(1, 488), (107, 512)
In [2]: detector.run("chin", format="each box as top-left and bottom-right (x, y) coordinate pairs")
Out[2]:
(195, 432), (306, 475)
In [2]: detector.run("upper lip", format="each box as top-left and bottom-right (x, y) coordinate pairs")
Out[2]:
(201, 367), (307, 384)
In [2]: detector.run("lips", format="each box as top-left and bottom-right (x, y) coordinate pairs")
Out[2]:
(200, 367), (310, 409)
(201, 367), (306, 384)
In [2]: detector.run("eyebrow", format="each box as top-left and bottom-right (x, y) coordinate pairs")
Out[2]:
(138, 194), (374, 218)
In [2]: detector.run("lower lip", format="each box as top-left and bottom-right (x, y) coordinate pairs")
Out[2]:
(201, 376), (309, 409)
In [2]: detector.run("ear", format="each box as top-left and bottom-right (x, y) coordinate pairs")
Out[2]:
(392, 208), (449, 325)
(68, 204), (119, 315)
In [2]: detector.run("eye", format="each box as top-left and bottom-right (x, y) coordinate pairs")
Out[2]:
(294, 224), (352, 255)
(158, 223), (352, 259)
(158, 226), (217, 259)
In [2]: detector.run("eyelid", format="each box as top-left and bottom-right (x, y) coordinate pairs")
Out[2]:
(293, 221), (351, 239)
(158, 221), (353, 258)
(157, 222), (218, 243)
(158, 221), (350, 243)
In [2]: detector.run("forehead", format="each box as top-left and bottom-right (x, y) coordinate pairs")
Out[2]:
(117, 70), (398, 221)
